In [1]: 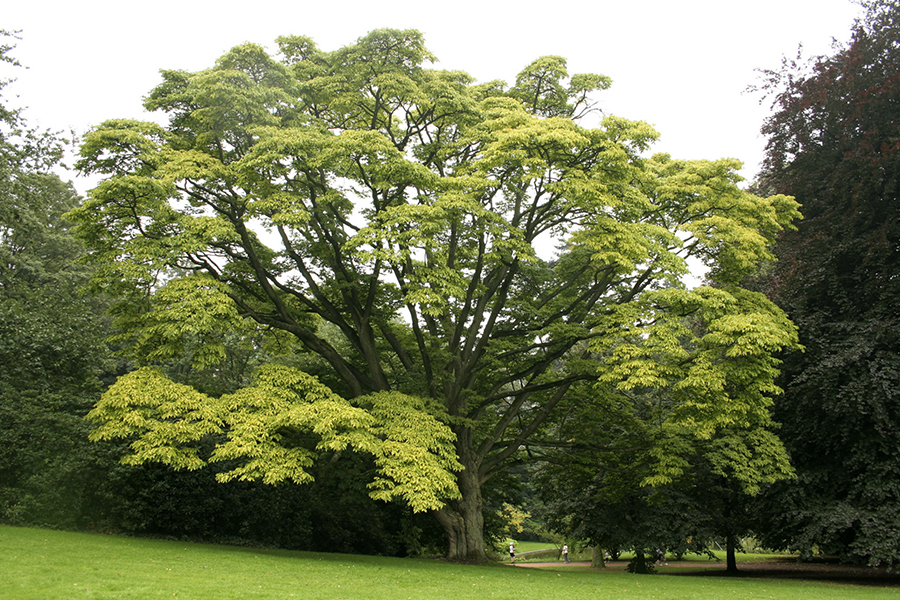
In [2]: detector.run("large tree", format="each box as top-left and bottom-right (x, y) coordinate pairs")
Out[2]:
(750, 0), (900, 569)
(71, 29), (800, 559)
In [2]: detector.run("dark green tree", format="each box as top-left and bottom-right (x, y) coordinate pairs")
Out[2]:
(0, 31), (118, 527)
(751, 0), (900, 569)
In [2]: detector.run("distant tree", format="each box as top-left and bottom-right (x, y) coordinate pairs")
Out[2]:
(69, 29), (801, 560)
(751, 0), (900, 569)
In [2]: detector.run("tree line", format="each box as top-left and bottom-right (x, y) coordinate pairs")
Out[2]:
(1, 0), (898, 570)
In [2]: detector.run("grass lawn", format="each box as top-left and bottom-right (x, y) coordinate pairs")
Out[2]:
(2, 525), (897, 599)
(512, 541), (560, 553)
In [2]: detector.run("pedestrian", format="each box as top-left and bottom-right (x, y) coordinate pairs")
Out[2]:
(562, 543), (569, 563)
(509, 541), (515, 563)
(655, 548), (666, 566)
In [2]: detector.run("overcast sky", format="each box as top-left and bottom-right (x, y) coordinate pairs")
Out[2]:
(5, 0), (861, 194)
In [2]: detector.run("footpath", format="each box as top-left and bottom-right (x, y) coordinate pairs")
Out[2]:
(509, 558), (900, 586)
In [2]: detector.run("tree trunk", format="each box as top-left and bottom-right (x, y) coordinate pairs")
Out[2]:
(723, 496), (739, 574)
(591, 546), (606, 568)
(725, 533), (739, 574)
(433, 451), (486, 561)
(628, 548), (652, 574)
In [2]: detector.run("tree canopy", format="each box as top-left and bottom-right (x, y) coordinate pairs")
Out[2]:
(751, 0), (900, 570)
(69, 29), (801, 559)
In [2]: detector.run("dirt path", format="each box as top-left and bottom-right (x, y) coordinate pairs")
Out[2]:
(510, 559), (900, 587)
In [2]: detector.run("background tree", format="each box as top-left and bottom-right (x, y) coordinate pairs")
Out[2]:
(0, 30), (118, 528)
(750, 0), (900, 569)
(542, 432), (785, 574)
(537, 299), (795, 574)
(70, 29), (801, 560)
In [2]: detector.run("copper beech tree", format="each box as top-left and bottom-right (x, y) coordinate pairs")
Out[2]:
(752, 0), (900, 569)
(71, 29), (800, 560)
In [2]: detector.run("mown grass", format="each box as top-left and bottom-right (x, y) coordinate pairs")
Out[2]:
(512, 541), (559, 553)
(2, 525), (896, 600)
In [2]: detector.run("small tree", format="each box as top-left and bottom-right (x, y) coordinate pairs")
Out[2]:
(538, 347), (794, 574)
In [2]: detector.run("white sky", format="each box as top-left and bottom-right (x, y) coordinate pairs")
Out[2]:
(5, 0), (860, 194)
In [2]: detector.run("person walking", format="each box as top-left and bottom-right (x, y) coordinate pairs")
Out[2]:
(562, 544), (569, 563)
(509, 541), (516, 563)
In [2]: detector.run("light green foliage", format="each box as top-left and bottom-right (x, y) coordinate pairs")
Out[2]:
(120, 275), (247, 367)
(88, 368), (223, 470)
(704, 428), (794, 496)
(208, 364), (375, 485)
(363, 391), (463, 511)
(88, 365), (461, 511)
(68, 28), (801, 555)
(594, 285), (799, 490)
(509, 56), (611, 118)
(497, 502), (531, 538)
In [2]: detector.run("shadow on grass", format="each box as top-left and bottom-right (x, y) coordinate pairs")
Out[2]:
(661, 558), (900, 588)
(516, 556), (900, 588)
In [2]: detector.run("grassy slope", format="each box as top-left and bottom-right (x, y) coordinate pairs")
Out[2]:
(2, 525), (896, 600)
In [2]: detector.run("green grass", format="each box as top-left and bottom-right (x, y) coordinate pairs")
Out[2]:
(512, 541), (557, 553)
(1, 525), (896, 599)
